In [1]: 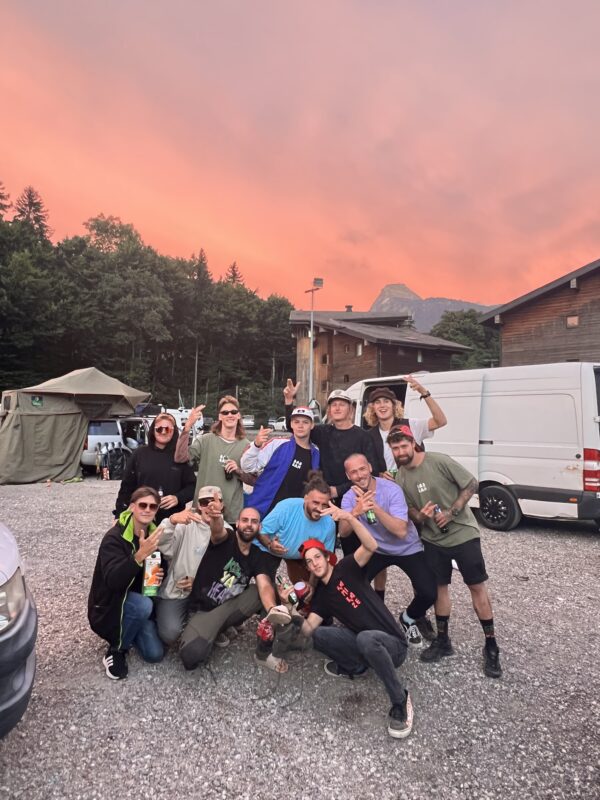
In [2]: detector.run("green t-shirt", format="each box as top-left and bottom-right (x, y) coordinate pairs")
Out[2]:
(189, 433), (250, 524)
(396, 452), (480, 547)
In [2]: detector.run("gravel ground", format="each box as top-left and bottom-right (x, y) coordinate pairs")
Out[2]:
(1, 479), (599, 800)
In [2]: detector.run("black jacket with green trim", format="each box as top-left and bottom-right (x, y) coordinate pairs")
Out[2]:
(87, 511), (154, 649)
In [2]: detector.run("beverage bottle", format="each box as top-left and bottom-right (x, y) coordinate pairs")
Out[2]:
(224, 463), (234, 481)
(276, 574), (298, 605)
(365, 509), (377, 524)
(143, 550), (162, 596)
(433, 505), (449, 534)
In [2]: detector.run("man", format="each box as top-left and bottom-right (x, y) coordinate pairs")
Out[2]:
(240, 406), (320, 518)
(179, 506), (291, 673)
(340, 453), (437, 645)
(363, 377), (447, 477)
(291, 505), (413, 739)
(255, 471), (336, 586)
(389, 426), (502, 678)
(155, 485), (231, 645)
(283, 380), (377, 544)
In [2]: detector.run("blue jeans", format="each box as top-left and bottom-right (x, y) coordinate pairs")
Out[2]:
(313, 626), (408, 706)
(121, 592), (164, 662)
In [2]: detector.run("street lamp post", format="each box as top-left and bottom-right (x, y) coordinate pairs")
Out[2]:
(305, 277), (324, 406)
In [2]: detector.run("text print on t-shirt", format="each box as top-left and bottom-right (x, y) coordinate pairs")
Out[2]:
(336, 580), (361, 609)
(207, 557), (247, 603)
(291, 459), (303, 469)
(416, 482), (428, 493)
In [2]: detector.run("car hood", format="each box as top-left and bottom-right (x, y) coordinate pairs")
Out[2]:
(0, 523), (20, 582)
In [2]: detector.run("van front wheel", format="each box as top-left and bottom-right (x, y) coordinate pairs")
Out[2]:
(478, 485), (522, 531)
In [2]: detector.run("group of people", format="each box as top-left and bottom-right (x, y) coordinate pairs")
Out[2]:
(88, 377), (501, 740)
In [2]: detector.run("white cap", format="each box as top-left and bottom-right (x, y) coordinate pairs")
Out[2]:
(327, 389), (352, 404)
(291, 406), (314, 421)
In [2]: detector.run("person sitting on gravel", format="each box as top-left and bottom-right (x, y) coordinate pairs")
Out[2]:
(389, 426), (502, 678)
(179, 506), (292, 673)
(88, 486), (165, 680)
(280, 503), (413, 740)
(155, 485), (231, 646)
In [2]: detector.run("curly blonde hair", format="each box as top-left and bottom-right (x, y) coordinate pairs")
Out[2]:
(363, 398), (405, 428)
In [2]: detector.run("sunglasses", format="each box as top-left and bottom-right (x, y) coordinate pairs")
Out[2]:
(197, 497), (216, 507)
(219, 409), (239, 416)
(137, 501), (159, 511)
(155, 426), (174, 434)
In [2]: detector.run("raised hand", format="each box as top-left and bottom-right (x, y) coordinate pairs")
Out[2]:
(206, 492), (224, 518)
(268, 535), (287, 556)
(351, 486), (376, 515)
(137, 527), (162, 562)
(160, 494), (179, 509)
(254, 425), (272, 447)
(184, 405), (206, 431)
(170, 509), (203, 525)
(283, 378), (300, 404)
(320, 501), (352, 524)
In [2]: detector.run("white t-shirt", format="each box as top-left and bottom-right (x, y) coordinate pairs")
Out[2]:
(380, 417), (432, 471)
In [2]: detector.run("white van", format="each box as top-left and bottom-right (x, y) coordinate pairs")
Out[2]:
(348, 362), (600, 531)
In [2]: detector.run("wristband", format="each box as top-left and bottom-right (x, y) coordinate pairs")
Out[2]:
(420, 391), (431, 400)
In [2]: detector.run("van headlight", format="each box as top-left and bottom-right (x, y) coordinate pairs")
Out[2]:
(0, 568), (26, 633)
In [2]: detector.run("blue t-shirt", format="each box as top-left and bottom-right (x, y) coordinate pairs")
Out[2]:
(255, 497), (336, 560)
(341, 477), (422, 557)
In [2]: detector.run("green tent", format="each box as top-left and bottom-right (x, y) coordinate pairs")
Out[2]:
(0, 367), (150, 484)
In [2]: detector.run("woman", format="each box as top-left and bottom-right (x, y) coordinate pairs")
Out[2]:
(88, 486), (165, 680)
(174, 396), (253, 525)
(114, 413), (196, 523)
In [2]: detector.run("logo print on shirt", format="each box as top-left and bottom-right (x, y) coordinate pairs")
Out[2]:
(291, 459), (303, 469)
(417, 482), (428, 493)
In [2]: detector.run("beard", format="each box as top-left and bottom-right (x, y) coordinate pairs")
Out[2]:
(237, 527), (257, 543)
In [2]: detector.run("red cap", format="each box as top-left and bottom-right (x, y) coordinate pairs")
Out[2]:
(299, 538), (337, 566)
(389, 424), (414, 440)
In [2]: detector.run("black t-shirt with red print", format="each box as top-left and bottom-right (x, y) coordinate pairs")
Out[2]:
(311, 555), (405, 640)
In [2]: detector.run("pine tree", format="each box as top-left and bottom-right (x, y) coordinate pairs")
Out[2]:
(13, 185), (52, 238)
(0, 181), (11, 219)
(224, 261), (244, 284)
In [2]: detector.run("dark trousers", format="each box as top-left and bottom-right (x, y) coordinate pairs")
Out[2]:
(313, 626), (408, 706)
(365, 551), (437, 620)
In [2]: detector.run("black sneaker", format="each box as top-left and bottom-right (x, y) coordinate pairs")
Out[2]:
(103, 648), (128, 680)
(323, 660), (368, 680)
(398, 613), (423, 646)
(420, 637), (455, 663)
(483, 644), (502, 678)
(387, 692), (414, 739)
(415, 616), (436, 642)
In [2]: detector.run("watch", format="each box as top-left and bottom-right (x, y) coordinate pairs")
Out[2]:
(451, 507), (460, 517)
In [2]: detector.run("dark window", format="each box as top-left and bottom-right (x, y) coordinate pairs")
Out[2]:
(343, 374), (350, 383)
(88, 421), (120, 436)
(321, 354), (329, 365)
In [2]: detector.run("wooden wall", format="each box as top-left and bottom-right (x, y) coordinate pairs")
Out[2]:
(497, 269), (600, 366)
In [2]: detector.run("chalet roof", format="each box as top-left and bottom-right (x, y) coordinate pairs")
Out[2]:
(290, 311), (469, 352)
(481, 257), (600, 323)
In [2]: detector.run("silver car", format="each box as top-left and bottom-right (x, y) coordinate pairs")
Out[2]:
(0, 523), (37, 738)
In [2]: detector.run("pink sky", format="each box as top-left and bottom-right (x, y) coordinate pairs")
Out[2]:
(3, 2), (600, 312)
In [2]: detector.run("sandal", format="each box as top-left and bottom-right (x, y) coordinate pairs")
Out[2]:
(254, 653), (289, 673)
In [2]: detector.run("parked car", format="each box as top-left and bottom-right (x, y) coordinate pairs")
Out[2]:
(202, 416), (214, 432)
(0, 523), (37, 738)
(272, 416), (288, 431)
(242, 414), (255, 429)
(80, 416), (154, 471)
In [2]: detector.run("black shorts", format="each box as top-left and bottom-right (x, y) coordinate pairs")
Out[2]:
(423, 538), (488, 587)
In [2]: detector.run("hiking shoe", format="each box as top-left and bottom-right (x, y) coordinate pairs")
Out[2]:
(387, 692), (414, 739)
(214, 632), (230, 648)
(398, 613), (423, 646)
(266, 605), (292, 626)
(483, 645), (502, 678)
(323, 660), (368, 680)
(103, 648), (128, 680)
(420, 637), (455, 663)
(415, 616), (436, 642)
